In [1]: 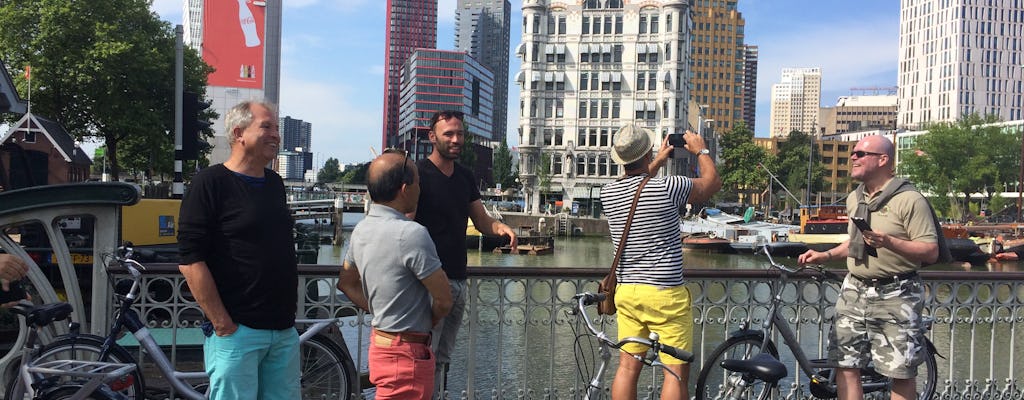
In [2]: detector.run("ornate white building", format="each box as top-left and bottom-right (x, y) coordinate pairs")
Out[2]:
(516, 0), (694, 215)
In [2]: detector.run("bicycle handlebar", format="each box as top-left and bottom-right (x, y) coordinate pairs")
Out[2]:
(755, 242), (842, 283)
(572, 292), (694, 363)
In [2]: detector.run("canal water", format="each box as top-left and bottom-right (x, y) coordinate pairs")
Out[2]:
(311, 213), (1019, 272)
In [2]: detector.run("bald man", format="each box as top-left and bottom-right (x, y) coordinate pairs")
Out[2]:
(337, 150), (452, 399)
(798, 135), (941, 400)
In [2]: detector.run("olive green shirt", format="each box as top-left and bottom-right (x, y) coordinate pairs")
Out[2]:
(846, 189), (938, 278)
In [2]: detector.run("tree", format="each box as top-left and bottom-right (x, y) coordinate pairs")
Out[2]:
(0, 0), (213, 181)
(719, 122), (773, 203)
(492, 140), (516, 189)
(774, 130), (827, 207)
(340, 163), (369, 184)
(900, 114), (1020, 221)
(535, 152), (552, 193)
(318, 158), (342, 183)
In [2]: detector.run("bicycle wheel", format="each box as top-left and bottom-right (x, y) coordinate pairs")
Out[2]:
(914, 343), (937, 400)
(300, 333), (359, 400)
(37, 384), (124, 400)
(7, 334), (146, 400)
(695, 334), (780, 400)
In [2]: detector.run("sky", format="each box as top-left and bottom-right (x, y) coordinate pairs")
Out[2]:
(148, 0), (900, 166)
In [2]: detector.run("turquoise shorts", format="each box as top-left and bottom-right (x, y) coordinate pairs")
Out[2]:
(204, 324), (300, 400)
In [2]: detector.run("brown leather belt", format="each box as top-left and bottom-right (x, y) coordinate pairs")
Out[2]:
(373, 329), (430, 344)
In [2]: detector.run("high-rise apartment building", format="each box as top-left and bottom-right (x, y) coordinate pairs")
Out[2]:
(275, 116), (312, 180)
(819, 95), (898, 136)
(182, 0), (282, 164)
(516, 0), (692, 214)
(382, 0), (438, 151)
(398, 49), (496, 184)
(280, 116), (312, 153)
(742, 44), (758, 131)
(455, 0), (511, 145)
(897, 0), (1024, 128)
(769, 67), (821, 137)
(689, 0), (748, 132)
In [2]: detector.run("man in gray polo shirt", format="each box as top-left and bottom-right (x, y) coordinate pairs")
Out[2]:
(337, 150), (453, 399)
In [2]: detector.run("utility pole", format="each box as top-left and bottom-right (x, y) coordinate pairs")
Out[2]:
(173, 25), (184, 199)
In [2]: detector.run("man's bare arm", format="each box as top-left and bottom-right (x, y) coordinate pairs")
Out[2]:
(336, 261), (369, 312)
(179, 262), (236, 336)
(468, 200), (517, 247)
(420, 269), (452, 326)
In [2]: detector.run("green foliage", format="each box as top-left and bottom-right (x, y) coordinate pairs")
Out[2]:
(492, 140), (516, 189)
(340, 163), (369, 184)
(719, 122), (773, 202)
(0, 0), (214, 181)
(536, 152), (552, 193)
(899, 114), (1020, 221)
(318, 158), (342, 183)
(774, 130), (827, 207)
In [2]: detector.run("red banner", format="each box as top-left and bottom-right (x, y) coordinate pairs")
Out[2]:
(203, 0), (265, 89)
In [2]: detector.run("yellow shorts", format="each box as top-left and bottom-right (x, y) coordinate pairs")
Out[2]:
(614, 283), (692, 364)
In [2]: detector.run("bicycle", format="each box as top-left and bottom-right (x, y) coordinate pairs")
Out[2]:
(6, 246), (359, 400)
(694, 241), (938, 400)
(7, 301), (138, 400)
(568, 292), (694, 399)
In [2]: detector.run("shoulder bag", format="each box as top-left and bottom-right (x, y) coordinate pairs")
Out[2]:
(597, 176), (651, 315)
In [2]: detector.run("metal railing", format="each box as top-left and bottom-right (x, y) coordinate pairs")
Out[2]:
(107, 265), (1024, 400)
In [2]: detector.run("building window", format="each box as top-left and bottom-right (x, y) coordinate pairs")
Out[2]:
(23, 131), (36, 143)
(639, 15), (647, 34)
(582, 16), (590, 34)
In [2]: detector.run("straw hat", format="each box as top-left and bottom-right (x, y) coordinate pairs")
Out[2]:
(610, 124), (654, 165)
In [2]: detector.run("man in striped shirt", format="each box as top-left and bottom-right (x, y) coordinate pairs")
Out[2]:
(601, 125), (721, 400)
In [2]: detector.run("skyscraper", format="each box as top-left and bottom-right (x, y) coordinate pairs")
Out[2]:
(455, 0), (511, 145)
(382, 0), (438, 151)
(398, 49), (495, 184)
(516, 0), (693, 214)
(280, 116), (312, 153)
(182, 0), (282, 164)
(769, 67), (821, 137)
(689, 0), (748, 132)
(742, 44), (758, 131)
(897, 0), (1024, 128)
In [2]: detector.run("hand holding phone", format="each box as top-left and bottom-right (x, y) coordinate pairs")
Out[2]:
(666, 133), (686, 147)
(852, 217), (871, 232)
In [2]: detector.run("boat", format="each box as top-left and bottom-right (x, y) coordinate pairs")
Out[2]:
(787, 205), (850, 251)
(493, 225), (554, 255)
(681, 232), (733, 254)
(679, 208), (806, 256)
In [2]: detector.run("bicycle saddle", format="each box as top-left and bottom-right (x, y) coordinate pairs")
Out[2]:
(11, 302), (73, 329)
(720, 352), (788, 383)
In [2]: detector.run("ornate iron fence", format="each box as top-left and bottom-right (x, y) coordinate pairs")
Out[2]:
(111, 265), (1024, 400)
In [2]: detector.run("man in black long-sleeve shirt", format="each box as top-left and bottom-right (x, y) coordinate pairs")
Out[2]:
(177, 101), (299, 400)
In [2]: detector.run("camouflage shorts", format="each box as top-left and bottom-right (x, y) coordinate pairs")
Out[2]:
(828, 274), (926, 379)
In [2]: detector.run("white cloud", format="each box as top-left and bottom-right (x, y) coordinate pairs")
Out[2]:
(150, 0), (183, 24)
(278, 74), (383, 164)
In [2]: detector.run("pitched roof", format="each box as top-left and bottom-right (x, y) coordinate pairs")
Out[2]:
(1, 113), (92, 165)
(0, 60), (27, 115)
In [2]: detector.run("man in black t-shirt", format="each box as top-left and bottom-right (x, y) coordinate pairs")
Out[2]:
(414, 110), (517, 399)
(178, 101), (299, 400)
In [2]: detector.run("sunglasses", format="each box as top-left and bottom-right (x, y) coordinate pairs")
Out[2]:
(430, 110), (465, 130)
(383, 148), (413, 184)
(850, 150), (885, 158)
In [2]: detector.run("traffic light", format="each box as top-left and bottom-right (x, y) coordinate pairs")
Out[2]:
(181, 91), (211, 160)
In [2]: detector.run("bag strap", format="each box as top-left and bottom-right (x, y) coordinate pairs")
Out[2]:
(610, 175), (652, 276)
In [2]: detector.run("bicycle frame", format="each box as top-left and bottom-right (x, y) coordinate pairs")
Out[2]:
(90, 253), (352, 400)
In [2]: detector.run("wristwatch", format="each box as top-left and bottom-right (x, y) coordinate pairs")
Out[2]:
(698, 148), (711, 156)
